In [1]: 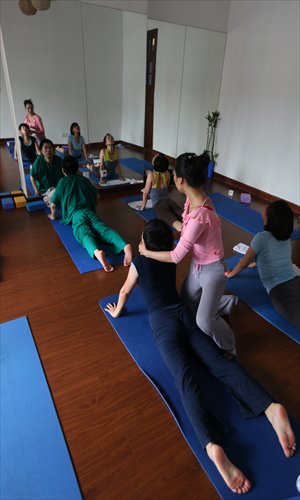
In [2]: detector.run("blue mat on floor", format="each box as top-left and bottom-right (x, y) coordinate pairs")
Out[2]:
(49, 216), (124, 273)
(6, 140), (33, 169)
(99, 288), (300, 500)
(120, 157), (152, 175)
(0, 316), (82, 500)
(226, 255), (300, 343)
(123, 194), (155, 222)
(210, 193), (300, 240)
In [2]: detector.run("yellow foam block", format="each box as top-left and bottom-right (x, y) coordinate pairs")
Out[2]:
(11, 190), (23, 195)
(14, 196), (27, 208)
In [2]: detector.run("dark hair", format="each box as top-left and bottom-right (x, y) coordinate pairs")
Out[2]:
(175, 152), (210, 188)
(70, 122), (80, 135)
(24, 99), (33, 108)
(103, 133), (114, 145)
(40, 139), (54, 149)
(264, 200), (294, 240)
(18, 123), (30, 132)
(153, 153), (169, 172)
(143, 219), (174, 251)
(62, 155), (79, 175)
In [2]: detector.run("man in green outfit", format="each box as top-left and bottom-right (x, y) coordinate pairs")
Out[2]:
(48, 156), (132, 272)
(30, 139), (63, 195)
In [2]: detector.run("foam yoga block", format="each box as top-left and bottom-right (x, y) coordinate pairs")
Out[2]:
(26, 200), (46, 212)
(14, 196), (27, 208)
(11, 190), (23, 196)
(1, 197), (15, 210)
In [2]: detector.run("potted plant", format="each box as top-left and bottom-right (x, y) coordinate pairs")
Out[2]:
(204, 110), (220, 178)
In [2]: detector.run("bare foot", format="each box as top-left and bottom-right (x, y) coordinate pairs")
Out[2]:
(206, 443), (251, 494)
(123, 244), (132, 266)
(94, 249), (114, 272)
(265, 403), (296, 457)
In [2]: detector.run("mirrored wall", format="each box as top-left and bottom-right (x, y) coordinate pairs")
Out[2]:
(1, 0), (226, 158)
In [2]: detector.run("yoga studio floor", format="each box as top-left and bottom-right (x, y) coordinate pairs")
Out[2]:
(1, 142), (299, 500)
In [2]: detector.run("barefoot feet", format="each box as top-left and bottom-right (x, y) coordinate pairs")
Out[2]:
(206, 443), (251, 494)
(94, 249), (114, 272)
(123, 244), (132, 267)
(265, 403), (296, 457)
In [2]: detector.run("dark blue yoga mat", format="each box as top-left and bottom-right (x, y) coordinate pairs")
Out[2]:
(120, 157), (152, 175)
(210, 193), (300, 240)
(48, 216), (124, 273)
(100, 289), (300, 500)
(226, 255), (300, 343)
(0, 316), (82, 500)
(123, 194), (156, 222)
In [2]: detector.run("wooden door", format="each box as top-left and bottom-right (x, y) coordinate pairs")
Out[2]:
(144, 29), (158, 161)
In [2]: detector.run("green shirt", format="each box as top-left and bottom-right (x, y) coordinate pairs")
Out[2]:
(30, 155), (63, 193)
(51, 174), (98, 224)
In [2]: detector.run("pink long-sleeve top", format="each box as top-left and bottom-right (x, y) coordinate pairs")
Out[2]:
(24, 114), (45, 136)
(170, 197), (224, 265)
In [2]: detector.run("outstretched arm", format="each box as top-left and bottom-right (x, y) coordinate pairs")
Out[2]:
(138, 238), (173, 263)
(139, 173), (152, 210)
(105, 264), (138, 317)
(226, 247), (257, 278)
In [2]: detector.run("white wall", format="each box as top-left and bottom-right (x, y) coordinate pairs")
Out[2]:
(177, 26), (226, 155)
(148, 19), (185, 157)
(121, 12), (147, 146)
(218, 0), (299, 205)
(148, 0), (230, 33)
(79, 0), (147, 15)
(148, 19), (226, 158)
(81, 3), (123, 143)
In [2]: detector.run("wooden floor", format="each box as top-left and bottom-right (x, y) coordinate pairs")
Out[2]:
(1, 143), (299, 500)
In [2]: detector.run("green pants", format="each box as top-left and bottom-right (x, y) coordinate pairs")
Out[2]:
(72, 208), (126, 259)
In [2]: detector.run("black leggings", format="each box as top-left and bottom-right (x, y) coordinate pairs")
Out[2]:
(269, 276), (300, 329)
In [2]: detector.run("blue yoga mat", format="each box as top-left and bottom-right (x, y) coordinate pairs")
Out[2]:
(225, 255), (300, 344)
(120, 157), (152, 175)
(48, 216), (124, 273)
(100, 289), (300, 499)
(0, 316), (82, 500)
(210, 193), (300, 240)
(123, 194), (156, 222)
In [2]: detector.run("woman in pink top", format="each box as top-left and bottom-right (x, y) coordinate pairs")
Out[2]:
(139, 153), (237, 355)
(24, 99), (45, 146)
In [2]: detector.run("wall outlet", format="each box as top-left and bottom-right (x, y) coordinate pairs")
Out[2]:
(61, 132), (68, 137)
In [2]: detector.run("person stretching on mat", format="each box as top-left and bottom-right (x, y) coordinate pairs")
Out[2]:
(105, 219), (296, 494)
(48, 156), (132, 272)
(87, 133), (124, 184)
(30, 139), (63, 195)
(227, 199), (300, 329)
(139, 152), (237, 356)
(137, 153), (183, 232)
(68, 122), (89, 164)
(14, 123), (40, 166)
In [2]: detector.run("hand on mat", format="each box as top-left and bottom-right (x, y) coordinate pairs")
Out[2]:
(105, 302), (119, 318)
(248, 262), (257, 268)
(48, 213), (56, 220)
